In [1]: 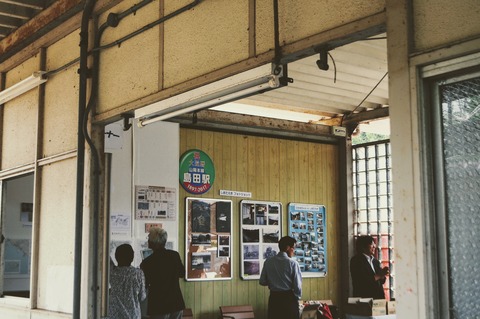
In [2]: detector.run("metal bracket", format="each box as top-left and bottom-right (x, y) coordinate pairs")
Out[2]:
(121, 113), (133, 131)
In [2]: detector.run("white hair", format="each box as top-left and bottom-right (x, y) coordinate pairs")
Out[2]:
(149, 227), (168, 248)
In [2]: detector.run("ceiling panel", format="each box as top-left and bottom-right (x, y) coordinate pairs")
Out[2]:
(217, 35), (389, 125)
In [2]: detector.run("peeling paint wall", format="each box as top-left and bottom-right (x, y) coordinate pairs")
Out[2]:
(278, 1), (385, 45)
(94, 0), (385, 116)
(163, 0), (250, 87)
(37, 159), (77, 312)
(1, 57), (40, 170)
(97, 0), (161, 113)
(44, 31), (79, 157)
(1, 93), (37, 169)
(412, 0), (480, 52)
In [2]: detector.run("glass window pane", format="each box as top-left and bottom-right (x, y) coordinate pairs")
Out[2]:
(1, 174), (34, 298)
(352, 142), (395, 298)
(440, 76), (480, 318)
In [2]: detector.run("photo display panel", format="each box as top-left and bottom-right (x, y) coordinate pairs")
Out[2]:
(240, 200), (282, 280)
(288, 203), (327, 277)
(185, 197), (232, 281)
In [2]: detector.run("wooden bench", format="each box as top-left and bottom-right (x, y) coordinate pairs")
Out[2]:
(183, 308), (194, 319)
(219, 305), (255, 319)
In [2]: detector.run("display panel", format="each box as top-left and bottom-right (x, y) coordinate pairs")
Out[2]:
(185, 197), (232, 281)
(135, 185), (177, 220)
(288, 203), (327, 277)
(240, 200), (282, 280)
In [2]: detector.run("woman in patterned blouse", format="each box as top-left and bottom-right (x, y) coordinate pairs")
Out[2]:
(109, 244), (146, 319)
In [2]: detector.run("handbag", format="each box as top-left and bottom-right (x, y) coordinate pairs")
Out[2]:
(317, 303), (334, 319)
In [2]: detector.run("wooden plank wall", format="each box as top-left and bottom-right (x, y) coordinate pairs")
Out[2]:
(178, 128), (339, 319)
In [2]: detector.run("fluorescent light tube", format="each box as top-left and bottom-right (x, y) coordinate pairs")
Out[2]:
(135, 63), (286, 127)
(138, 81), (276, 127)
(0, 71), (47, 105)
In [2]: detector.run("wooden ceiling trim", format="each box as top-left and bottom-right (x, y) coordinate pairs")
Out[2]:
(0, 0), (83, 57)
(0, 0), (122, 70)
(171, 109), (339, 143)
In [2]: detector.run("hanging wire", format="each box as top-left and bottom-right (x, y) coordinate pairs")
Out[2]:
(45, 57), (80, 77)
(327, 52), (337, 83)
(341, 71), (388, 126)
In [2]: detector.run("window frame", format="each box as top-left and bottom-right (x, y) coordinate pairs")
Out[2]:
(420, 54), (480, 319)
(352, 139), (395, 299)
(0, 170), (35, 307)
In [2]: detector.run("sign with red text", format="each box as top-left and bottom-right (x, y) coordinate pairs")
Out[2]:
(179, 149), (215, 194)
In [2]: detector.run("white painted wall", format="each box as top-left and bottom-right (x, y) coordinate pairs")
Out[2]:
(133, 120), (180, 254)
(36, 158), (77, 313)
(105, 120), (180, 267)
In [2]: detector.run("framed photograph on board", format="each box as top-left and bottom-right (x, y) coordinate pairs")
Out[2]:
(288, 203), (327, 277)
(240, 200), (282, 280)
(185, 197), (232, 281)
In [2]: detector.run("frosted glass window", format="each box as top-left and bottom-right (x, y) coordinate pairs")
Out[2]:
(353, 141), (394, 299)
(439, 76), (480, 318)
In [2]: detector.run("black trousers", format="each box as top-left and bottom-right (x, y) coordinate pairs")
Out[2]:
(268, 291), (299, 319)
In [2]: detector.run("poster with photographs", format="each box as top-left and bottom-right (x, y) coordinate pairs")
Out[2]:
(240, 200), (282, 280)
(288, 203), (327, 277)
(185, 197), (232, 281)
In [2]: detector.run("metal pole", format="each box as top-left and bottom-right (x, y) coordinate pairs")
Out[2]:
(101, 153), (112, 317)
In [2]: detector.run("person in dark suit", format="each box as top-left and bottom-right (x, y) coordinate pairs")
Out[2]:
(140, 227), (185, 319)
(350, 235), (389, 299)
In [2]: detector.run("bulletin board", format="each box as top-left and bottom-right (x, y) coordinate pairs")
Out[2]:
(135, 185), (177, 220)
(240, 200), (282, 280)
(185, 197), (232, 281)
(288, 203), (327, 277)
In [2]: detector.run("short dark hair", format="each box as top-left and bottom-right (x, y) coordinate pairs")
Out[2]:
(278, 236), (296, 251)
(355, 235), (375, 254)
(115, 244), (134, 266)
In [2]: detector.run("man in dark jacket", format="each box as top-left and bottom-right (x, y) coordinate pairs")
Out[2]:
(350, 235), (389, 299)
(141, 227), (185, 319)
